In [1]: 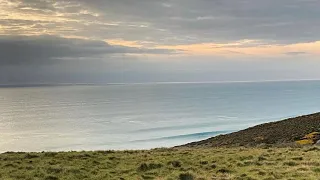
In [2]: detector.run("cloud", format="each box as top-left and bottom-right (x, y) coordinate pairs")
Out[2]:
(285, 52), (308, 56)
(1, 0), (320, 84)
(2, 0), (320, 46)
(158, 40), (320, 57)
(0, 35), (175, 65)
(1, 0), (320, 58)
(62, 0), (320, 44)
(16, 0), (56, 11)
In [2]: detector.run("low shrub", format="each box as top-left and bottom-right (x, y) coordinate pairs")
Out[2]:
(283, 161), (297, 166)
(217, 168), (231, 173)
(292, 156), (303, 161)
(137, 162), (163, 172)
(199, 161), (208, 165)
(168, 160), (182, 168)
(178, 172), (194, 180)
(45, 175), (59, 180)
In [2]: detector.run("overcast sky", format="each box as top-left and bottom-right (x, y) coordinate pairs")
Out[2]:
(1, 0), (320, 84)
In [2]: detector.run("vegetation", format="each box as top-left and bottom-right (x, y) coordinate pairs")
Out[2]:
(182, 113), (320, 148)
(2, 146), (320, 179)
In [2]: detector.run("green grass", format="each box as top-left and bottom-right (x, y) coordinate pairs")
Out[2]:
(1, 146), (320, 180)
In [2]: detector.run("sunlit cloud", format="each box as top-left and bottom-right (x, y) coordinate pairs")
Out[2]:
(157, 40), (320, 57)
(107, 39), (144, 48)
(107, 39), (159, 49)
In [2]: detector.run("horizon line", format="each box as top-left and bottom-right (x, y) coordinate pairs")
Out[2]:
(1, 78), (320, 87)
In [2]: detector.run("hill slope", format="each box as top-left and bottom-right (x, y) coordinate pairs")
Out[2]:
(181, 112), (320, 148)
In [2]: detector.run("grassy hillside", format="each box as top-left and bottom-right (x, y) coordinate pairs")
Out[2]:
(2, 147), (320, 180)
(182, 113), (320, 148)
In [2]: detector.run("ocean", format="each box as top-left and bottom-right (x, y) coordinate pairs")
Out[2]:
(1, 81), (320, 152)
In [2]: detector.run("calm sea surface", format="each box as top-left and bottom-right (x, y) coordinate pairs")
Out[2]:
(1, 81), (320, 152)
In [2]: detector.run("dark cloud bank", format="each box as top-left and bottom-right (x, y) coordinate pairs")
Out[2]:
(0, 35), (176, 84)
(0, 34), (319, 84)
(0, 35), (174, 65)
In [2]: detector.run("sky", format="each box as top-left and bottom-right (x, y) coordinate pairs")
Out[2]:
(1, 0), (320, 84)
